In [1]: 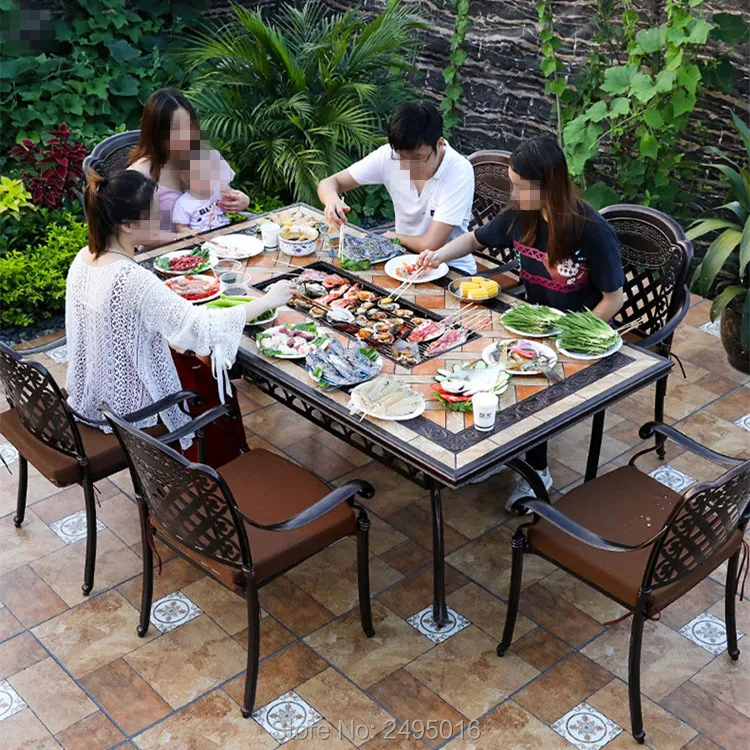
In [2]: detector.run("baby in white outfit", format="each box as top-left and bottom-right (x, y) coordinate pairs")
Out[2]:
(173, 150), (231, 233)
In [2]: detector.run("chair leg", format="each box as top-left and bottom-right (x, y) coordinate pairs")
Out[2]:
(628, 605), (647, 744)
(242, 578), (261, 718)
(137, 504), (154, 638)
(725, 550), (740, 661)
(654, 375), (668, 459)
(356, 509), (375, 638)
(497, 530), (525, 656)
(81, 473), (97, 596)
(13, 456), (28, 527)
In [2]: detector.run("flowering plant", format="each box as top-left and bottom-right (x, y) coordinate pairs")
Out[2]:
(9, 124), (87, 209)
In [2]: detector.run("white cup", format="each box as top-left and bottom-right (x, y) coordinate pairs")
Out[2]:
(472, 391), (498, 432)
(260, 222), (281, 249)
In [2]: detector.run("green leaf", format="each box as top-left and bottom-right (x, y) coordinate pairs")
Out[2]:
(608, 98), (630, 117)
(643, 109), (664, 129)
(740, 217), (750, 276)
(709, 285), (746, 322)
(108, 74), (139, 97)
(665, 46), (684, 70)
(687, 18), (712, 45)
(686, 218), (741, 241)
(712, 164), (750, 212)
(600, 65), (635, 95)
(731, 110), (750, 158)
(639, 132), (659, 160)
(635, 25), (666, 54)
(582, 181), (619, 208)
(586, 101), (608, 123)
(710, 13), (750, 44)
(676, 64), (701, 95)
(540, 57), (558, 77)
(671, 88), (696, 117)
(696, 228), (743, 295)
(106, 40), (142, 63)
(654, 69), (676, 93)
(630, 72), (657, 103)
(743, 292), (750, 351)
(545, 78), (567, 97)
(702, 58), (734, 94)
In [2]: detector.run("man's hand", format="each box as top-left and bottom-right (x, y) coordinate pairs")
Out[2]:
(324, 198), (350, 228)
(415, 249), (442, 273)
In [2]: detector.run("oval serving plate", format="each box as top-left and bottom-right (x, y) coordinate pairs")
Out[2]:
(481, 338), (558, 375)
(205, 234), (265, 259)
(154, 249), (218, 276)
(554, 336), (624, 361)
(384, 254), (448, 284)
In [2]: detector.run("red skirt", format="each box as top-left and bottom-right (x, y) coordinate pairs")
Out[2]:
(169, 349), (246, 468)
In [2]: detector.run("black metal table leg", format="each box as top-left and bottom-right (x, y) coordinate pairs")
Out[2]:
(430, 482), (448, 628)
(586, 410), (606, 482)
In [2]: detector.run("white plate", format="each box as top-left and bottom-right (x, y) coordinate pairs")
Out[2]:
(348, 390), (425, 421)
(154, 249), (218, 276)
(555, 336), (624, 360)
(164, 274), (222, 305)
(502, 323), (562, 339)
(256, 326), (330, 359)
(205, 234), (264, 259)
(482, 339), (558, 375)
(384, 254), (448, 284)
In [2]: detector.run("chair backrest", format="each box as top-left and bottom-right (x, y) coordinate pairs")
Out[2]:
(467, 150), (516, 265)
(644, 461), (750, 592)
(103, 406), (252, 571)
(82, 130), (140, 179)
(0, 342), (82, 458)
(600, 204), (693, 338)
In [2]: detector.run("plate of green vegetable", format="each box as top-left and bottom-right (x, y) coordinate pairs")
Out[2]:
(500, 302), (565, 338)
(555, 310), (623, 360)
(205, 294), (278, 325)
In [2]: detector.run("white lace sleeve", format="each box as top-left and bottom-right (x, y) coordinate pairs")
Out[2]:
(135, 269), (247, 402)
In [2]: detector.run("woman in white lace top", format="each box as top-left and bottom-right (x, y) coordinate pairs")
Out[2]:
(65, 170), (294, 442)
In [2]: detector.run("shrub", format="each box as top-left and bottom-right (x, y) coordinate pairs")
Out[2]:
(9, 124), (87, 209)
(0, 0), (207, 169)
(0, 216), (87, 327)
(186, 1), (424, 204)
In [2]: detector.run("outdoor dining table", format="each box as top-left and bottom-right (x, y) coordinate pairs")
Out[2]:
(139, 203), (673, 628)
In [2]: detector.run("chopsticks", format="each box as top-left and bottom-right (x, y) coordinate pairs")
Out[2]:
(390, 267), (427, 304)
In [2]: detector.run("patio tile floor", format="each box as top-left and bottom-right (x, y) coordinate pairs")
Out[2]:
(0, 298), (748, 748)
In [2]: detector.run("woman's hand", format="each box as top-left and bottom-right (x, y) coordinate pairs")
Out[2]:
(262, 280), (296, 309)
(218, 189), (250, 213)
(324, 197), (350, 228)
(415, 249), (442, 273)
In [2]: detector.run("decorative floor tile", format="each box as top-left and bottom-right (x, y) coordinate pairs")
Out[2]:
(253, 690), (322, 744)
(0, 680), (27, 722)
(551, 702), (622, 750)
(733, 413), (750, 432)
(46, 344), (69, 363)
(406, 605), (470, 644)
(0, 441), (19, 467)
(48, 510), (107, 545)
(698, 318), (721, 337)
(678, 611), (745, 656)
(648, 464), (697, 493)
(149, 591), (202, 634)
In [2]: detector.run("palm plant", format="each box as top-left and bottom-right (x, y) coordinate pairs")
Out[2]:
(688, 111), (750, 351)
(185, 1), (424, 204)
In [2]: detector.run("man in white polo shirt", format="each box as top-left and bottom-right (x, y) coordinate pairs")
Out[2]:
(317, 102), (477, 275)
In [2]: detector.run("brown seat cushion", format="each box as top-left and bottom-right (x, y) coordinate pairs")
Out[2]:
(528, 465), (743, 613)
(0, 407), (165, 486)
(151, 449), (357, 589)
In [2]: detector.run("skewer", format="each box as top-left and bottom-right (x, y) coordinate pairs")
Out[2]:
(339, 223), (345, 260)
(443, 303), (480, 323)
(616, 320), (643, 336)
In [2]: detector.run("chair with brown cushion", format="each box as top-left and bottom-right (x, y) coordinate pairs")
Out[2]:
(102, 406), (377, 718)
(0, 340), (209, 595)
(497, 421), (750, 744)
(602, 204), (693, 457)
(467, 149), (521, 290)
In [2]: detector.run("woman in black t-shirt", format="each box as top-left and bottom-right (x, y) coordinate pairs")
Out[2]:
(416, 135), (625, 510)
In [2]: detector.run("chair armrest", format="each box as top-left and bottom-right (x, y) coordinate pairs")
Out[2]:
(236, 480), (375, 532)
(16, 336), (67, 355)
(159, 404), (233, 446)
(519, 498), (668, 552)
(474, 258), (519, 278)
(638, 422), (744, 467)
(122, 391), (202, 423)
(635, 288), (690, 349)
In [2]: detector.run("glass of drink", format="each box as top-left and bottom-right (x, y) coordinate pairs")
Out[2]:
(472, 391), (498, 432)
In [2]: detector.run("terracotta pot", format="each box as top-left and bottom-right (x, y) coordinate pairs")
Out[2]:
(720, 300), (750, 374)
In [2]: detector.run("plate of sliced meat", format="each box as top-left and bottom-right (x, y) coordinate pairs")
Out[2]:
(425, 327), (470, 356)
(164, 274), (221, 304)
(406, 319), (446, 344)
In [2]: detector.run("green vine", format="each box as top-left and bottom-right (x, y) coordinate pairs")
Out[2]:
(440, 0), (472, 136)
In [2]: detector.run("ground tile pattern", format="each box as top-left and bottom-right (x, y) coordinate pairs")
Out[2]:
(0, 291), (748, 748)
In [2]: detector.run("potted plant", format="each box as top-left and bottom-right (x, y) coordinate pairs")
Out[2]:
(688, 111), (749, 374)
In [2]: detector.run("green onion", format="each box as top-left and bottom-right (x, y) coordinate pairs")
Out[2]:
(557, 309), (620, 354)
(501, 302), (564, 334)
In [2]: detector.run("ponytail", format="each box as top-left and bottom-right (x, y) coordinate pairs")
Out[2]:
(84, 169), (157, 257)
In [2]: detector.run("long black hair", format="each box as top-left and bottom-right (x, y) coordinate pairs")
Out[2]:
(84, 169), (157, 258)
(510, 135), (585, 265)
